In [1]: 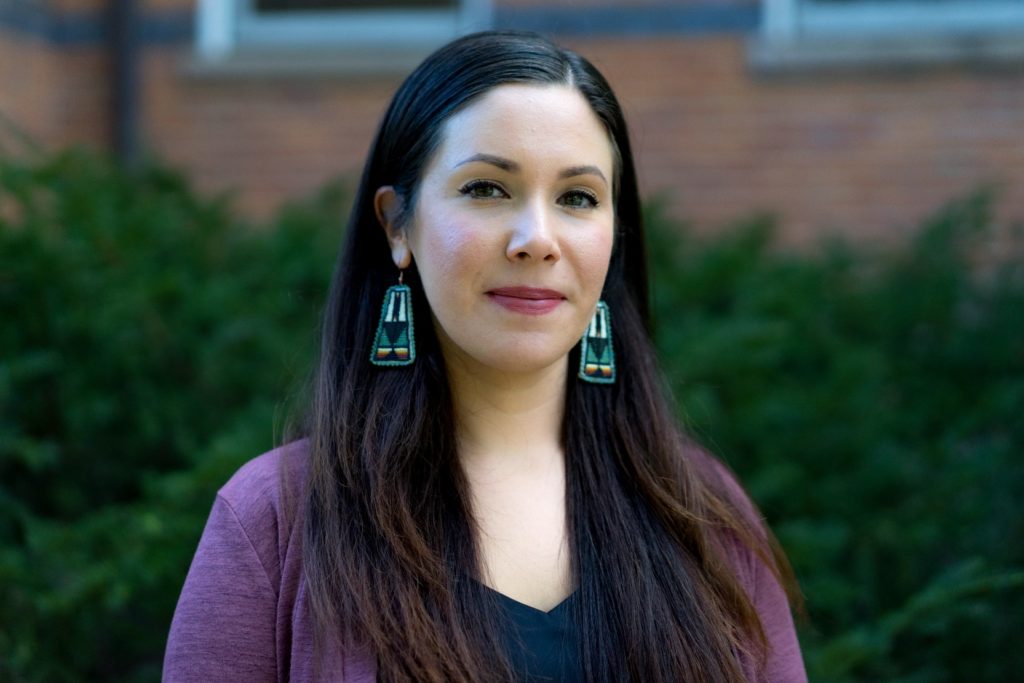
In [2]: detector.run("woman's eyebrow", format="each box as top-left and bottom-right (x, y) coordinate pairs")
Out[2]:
(455, 153), (519, 172)
(455, 154), (608, 186)
(559, 165), (607, 185)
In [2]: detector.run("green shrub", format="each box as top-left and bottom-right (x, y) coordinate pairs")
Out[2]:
(1, 147), (1021, 681)
(647, 194), (1024, 682)
(0, 148), (341, 682)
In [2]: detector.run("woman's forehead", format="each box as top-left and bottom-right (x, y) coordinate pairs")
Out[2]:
(429, 83), (615, 177)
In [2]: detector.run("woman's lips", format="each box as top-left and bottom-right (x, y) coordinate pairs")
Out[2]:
(487, 287), (566, 315)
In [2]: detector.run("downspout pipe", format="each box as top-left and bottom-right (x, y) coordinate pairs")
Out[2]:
(110, 0), (139, 167)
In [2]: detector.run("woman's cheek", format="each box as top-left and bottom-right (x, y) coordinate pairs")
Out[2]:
(413, 214), (494, 305)
(441, 222), (490, 268)
(578, 228), (615, 287)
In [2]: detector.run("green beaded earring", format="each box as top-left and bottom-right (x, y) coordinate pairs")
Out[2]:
(370, 273), (415, 366)
(578, 300), (615, 384)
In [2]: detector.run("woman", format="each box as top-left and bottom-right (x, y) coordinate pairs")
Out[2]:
(164, 30), (805, 682)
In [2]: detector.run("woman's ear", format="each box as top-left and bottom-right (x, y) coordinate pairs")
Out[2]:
(374, 186), (412, 270)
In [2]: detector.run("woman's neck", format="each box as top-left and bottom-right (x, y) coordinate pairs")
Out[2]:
(444, 348), (573, 609)
(445, 352), (567, 473)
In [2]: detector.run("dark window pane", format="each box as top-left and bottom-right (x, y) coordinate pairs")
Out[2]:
(256, 0), (455, 11)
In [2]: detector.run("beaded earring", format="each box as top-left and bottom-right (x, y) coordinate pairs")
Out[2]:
(578, 300), (615, 384)
(370, 273), (416, 366)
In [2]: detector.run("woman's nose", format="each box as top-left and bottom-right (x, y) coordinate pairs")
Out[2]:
(506, 198), (561, 263)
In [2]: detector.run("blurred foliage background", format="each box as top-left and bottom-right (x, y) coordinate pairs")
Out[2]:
(1, 147), (1022, 682)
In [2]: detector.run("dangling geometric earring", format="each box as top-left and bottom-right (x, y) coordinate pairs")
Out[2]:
(578, 300), (615, 384)
(370, 272), (416, 366)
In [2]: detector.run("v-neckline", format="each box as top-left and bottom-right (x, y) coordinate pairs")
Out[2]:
(479, 581), (576, 617)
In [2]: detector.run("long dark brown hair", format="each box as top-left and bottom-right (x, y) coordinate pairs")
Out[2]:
(303, 30), (798, 682)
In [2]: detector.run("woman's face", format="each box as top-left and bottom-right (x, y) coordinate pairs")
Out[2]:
(382, 83), (616, 377)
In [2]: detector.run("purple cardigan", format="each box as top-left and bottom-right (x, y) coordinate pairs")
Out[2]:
(163, 440), (806, 682)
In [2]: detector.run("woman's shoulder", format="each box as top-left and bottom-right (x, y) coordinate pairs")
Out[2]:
(682, 444), (773, 583)
(213, 438), (311, 572)
(165, 439), (322, 681)
(218, 437), (311, 507)
(683, 443), (766, 527)
(685, 446), (808, 680)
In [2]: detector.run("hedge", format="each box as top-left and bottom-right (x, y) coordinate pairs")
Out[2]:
(1, 147), (1021, 682)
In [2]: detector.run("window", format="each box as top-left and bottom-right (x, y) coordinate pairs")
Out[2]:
(753, 0), (1024, 71)
(195, 0), (492, 71)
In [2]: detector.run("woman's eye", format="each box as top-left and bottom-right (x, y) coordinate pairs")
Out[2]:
(459, 181), (508, 200)
(561, 189), (599, 210)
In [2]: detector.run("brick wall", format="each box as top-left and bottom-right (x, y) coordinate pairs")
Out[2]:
(0, 27), (59, 145)
(0, 0), (110, 149)
(569, 35), (1024, 242)
(142, 48), (401, 216)
(1, 0), (1022, 244)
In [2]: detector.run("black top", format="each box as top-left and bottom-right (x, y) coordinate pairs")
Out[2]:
(487, 586), (583, 682)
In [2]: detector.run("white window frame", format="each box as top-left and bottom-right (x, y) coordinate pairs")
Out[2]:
(195, 0), (492, 62)
(764, 0), (1024, 42)
(755, 0), (1024, 70)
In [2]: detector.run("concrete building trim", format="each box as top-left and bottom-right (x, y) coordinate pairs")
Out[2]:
(0, 4), (193, 47)
(7, 1), (1019, 74)
(0, 2), (762, 50)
